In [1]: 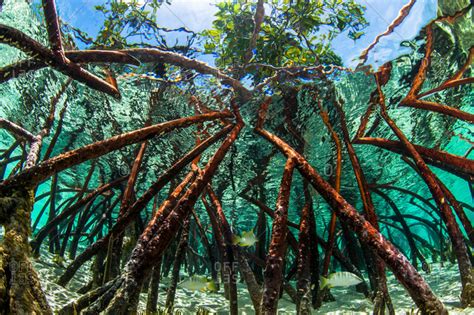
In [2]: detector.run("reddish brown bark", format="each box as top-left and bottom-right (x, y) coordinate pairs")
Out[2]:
(261, 158), (296, 314)
(85, 119), (243, 314)
(0, 118), (36, 142)
(0, 111), (232, 196)
(0, 51), (140, 83)
(108, 141), (148, 280)
(57, 125), (231, 286)
(417, 47), (473, 99)
(334, 99), (393, 313)
(0, 24), (120, 97)
(41, 0), (65, 59)
(84, 170), (195, 313)
(255, 99), (447, 314)
(354, 137), (474, 182)
(402, 99), (474, 123)
(354, 100), (377, 140)
(207, 186), (239, 315)
(399, 24), (474, 122)
(376, 71), (473, 306)
(296, 202), (312, 314)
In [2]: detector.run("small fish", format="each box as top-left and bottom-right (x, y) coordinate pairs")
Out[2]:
(179, 275), (217, 292)
(232, 230), (258, 247)
(320, 272), (363, 289)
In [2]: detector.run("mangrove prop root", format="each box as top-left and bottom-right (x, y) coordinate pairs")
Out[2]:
(334, 99), (393, 314)
(399, 24), (474, 123)
(354, 137), (474, 182)
(318, 100), (342, 279)
(376, 71), (474, 307)
(165, 216), (190, 310)
(108, 141), (148, 281)
(87, 120), (243, 314)
(0, 188), (52, 314)
(58, 277), (119, 314)
(145, 260), (162, 314)
(58, 125), (232, 286)
(41, 0), (65, 59)
(237, 249), (262, 314)
(296, 202), (313, 314)
(81, 171), (195, 313)
(0, 118), (36, 142)
(255, 99), (447, 314)
(0, 24), (120, 98)
(0, 110), (232, 197)
(261, 158), (296, 314)
(57, 124), (231, 286)
(207, 185), (239, 315)
(417, 47), (474, 99)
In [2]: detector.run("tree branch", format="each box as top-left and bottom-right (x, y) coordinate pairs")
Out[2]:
(0, 24), (120, 98)
(0, 111), (232, 191)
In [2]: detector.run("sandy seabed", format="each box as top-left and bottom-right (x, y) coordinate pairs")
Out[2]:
(31, 249), (473, 314)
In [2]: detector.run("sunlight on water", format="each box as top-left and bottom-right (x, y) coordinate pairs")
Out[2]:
(0, 0), (472, 313)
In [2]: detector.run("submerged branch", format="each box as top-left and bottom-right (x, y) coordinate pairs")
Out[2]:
(1, 111), (232, 192)
(354, 137), (474, 181)
(255, 97), (447, 314)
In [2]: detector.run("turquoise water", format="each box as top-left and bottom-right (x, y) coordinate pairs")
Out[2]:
(0, 0), (472, 314)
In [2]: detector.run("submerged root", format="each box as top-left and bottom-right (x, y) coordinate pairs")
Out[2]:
(0, 188), (52, 314)
(373, 289), (394, 315)
(460, 275), (474, 307)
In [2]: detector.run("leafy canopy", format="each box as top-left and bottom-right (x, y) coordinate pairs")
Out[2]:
(65, 0), (195, 52)
(202, 0), (367, 74)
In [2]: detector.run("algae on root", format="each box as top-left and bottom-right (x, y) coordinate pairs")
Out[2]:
(0, 187), (52, 314)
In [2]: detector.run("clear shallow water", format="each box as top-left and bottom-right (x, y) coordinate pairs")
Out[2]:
(0, 0), (473, 314)
(30, 247), (473, 314)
